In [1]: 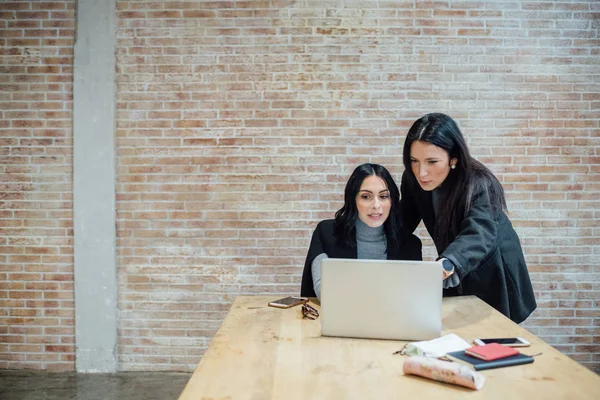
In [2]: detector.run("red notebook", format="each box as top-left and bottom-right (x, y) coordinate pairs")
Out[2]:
(465, 343), (520, 361)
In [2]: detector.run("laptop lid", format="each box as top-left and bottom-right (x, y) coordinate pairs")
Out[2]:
(320, 258), (443, 341)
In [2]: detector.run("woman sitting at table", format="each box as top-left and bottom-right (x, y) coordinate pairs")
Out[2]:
(301, 163), (422, 299)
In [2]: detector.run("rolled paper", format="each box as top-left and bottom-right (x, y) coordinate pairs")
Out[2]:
(403, 356), (485, 390)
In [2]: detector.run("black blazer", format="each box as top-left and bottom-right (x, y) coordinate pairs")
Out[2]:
(300, 219), (423, 298)
(399, 170), (537, 324)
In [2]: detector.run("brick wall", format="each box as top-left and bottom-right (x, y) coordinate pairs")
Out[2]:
(0, 1), (76, 371)
(115, 0), (599, 372)
(2, 0), (599, 373)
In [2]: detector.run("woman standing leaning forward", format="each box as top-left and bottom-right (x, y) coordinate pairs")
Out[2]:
(399, 113), (536, 323)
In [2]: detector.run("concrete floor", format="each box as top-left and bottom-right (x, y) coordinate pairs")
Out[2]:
(0, 370), (192, 400)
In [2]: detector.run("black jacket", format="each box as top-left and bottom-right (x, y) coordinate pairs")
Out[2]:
(300, 219), (423, 297)
(399, 170), (537, 323)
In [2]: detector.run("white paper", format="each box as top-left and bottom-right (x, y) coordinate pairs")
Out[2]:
(402, 333), (471, 358)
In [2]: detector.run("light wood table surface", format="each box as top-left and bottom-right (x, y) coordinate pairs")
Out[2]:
(179, 295), (599, 399)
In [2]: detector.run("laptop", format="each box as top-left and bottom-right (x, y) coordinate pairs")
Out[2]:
(320, 258), (443, 341)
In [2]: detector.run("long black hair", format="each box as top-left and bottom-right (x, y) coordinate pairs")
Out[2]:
(402, 113), (507, 250)
(334, 163), (403, 248)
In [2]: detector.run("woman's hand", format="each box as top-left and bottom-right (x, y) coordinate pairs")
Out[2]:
(439, 258), (461, 289)
(439, 258), (454, 280)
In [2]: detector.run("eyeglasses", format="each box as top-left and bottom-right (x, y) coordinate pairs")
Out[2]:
(301, 303), (319, 320)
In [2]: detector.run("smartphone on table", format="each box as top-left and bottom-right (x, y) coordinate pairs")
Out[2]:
(268, 296), (309, 309)
(472, 337), (530, 347)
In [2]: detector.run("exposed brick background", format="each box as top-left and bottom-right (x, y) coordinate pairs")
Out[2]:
(0, 1), (76, 371)
(2, 0), (599, 373)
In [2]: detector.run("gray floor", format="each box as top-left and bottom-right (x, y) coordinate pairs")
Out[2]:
(0, 370), (192, 400)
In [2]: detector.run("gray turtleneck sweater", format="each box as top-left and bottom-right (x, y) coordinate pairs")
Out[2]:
(311, 219), (387, 300)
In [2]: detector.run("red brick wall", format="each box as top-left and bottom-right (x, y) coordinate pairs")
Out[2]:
(0, 1), (76, 371)
(2, 1), (599, 373)
(115, 0), (600, 372)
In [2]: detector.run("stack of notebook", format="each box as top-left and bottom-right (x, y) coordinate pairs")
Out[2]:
(446, 343), (534, 371)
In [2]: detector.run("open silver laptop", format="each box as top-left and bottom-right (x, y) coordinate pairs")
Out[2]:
(320, 258), (443, 341)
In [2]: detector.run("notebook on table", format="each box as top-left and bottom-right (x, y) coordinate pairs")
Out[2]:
(446, 350), (534, 371)
(465, 343), (519, 361)
(320, 258), (443, 341)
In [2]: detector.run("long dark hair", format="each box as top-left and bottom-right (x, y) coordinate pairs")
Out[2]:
(334, 163), (403, 248)
(402, 113), (507, 250)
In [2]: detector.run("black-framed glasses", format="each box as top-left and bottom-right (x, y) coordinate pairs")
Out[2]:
(302, 303), (319, 320)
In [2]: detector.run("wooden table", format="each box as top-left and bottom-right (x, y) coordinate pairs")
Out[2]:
(179, 296), (599, 399)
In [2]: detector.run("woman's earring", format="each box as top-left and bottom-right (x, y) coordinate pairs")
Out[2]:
(451, 164), (456, 169)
